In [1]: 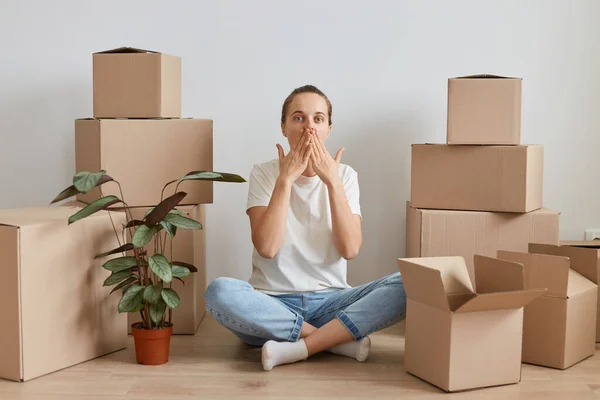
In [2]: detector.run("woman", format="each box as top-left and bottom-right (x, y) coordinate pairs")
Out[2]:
(205, 85), (407, 371)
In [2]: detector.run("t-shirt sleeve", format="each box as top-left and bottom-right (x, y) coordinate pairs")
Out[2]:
(343, 167), (362, 218)
(246, 164), (275, 212)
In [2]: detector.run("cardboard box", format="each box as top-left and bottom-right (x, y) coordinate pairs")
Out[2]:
(93, 47), (181, 118)
(496, 250), (597, 369)
(0, 206), (127, 382)
(124, 205), (207, 334)
(75, 118), (213, 207)
(396, 255), (544, 392)
(410, 144), (543, 212)
(447, 74), (522, 145)
(529, 242), (600, 342)
(405, 202), (559, 286)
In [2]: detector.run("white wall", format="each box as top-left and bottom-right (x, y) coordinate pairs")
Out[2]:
(1, 0), (599, 286)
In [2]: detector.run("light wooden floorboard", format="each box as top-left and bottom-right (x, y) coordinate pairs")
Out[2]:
(1, 316), (600, 399)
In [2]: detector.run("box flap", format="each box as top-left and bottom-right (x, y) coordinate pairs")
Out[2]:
(93, 47), (158, 54)
(397, 259), (451, 312)
(497, 250), (570, 298)
(454, 290), (545, 313)
(451, 74), (521, 80)
(0, 207), (111, 227)
(473, 255), (524, 293)
(560, 240), (600, 249)
(529, 243), (598, 284)
(567, 270), (598, 298)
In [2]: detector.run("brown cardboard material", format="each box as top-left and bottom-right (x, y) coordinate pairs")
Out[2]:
(0, 206), (127, 382)
(75, 118), (213, 207)
(93, 47), (181, 118)
(124, 205), (207, 335)
(397, 255), (544, 392)
(405, 202), (559, 287)
(447, 74), (522, 145)
(529, 242), (600, 342)
(410, 144), (543, 212)
(496, 250), (597, 369)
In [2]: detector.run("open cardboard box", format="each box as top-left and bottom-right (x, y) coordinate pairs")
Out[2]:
(529, 242), (600, 342)
(397, 255), (544, 392)
(496, 250), (597, 369)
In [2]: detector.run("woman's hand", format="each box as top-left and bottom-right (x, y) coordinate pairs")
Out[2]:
(277, 129), (313, 184)
(309, 128), (344, 187)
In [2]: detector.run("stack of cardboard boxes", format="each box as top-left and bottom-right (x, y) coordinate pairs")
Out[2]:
(398, 75), (599, 392)
(79, 47), (213, 335)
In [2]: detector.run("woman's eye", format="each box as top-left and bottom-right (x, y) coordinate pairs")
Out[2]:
(294, 116), (302, 121)
(316, 117), (323, 122)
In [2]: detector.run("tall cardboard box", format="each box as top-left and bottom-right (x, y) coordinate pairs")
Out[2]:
(124, 205), (207, 334)
(396, 255), (544, 392)
(529, 242), (600, 342)
(411, 144), (543, 212)
(447, 74), (522, 145)
(497, 250), (597, 369)
(0, 206), (127, 382)
(405, 202), (559, 285)
(75, 118), (213, 207)
(93, 47), (181, 118)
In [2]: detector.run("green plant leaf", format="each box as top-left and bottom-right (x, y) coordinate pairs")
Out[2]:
(163, 214), (202, 230)
(95, 243), (134, 259)
(102, 256), (138, 272)
(149, 254), (172, 283)
(132, 225), (160, 248)
(50, 185), (80, 204)
(68, 195), (121, 225)
(150, 299), (167, 324)
(144, 191), (187, 227)
(143, 282), (163, 304)
(161, 288), (180, 309)
(118, 285), (144, 313)
(171, 171), (247, 185)
(172, 261), (198, 273)
(160, 221), (177, 238)
(73, 170), (109, 193)
(110, 276), (137, 294)
(172, 265), (190, 278)
(103, 270), (133, 286)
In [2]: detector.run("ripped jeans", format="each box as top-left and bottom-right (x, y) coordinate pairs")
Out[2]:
(204, 272), (407, 346)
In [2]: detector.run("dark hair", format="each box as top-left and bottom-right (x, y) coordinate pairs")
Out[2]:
(281, 85), (332, 126)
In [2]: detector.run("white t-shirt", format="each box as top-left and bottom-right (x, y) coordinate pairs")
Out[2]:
(245, 159), (362, 294)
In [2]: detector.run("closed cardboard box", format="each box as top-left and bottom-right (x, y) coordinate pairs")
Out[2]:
(93, 47), (181, 118)
(124, 205), (207, 334)
(0, 206), (127, 382)
(75, 118), (213, 207)
(396, 255), (544, 392)
(530, 242), (600, 342)
(497, 250), (597, 369)
(405, 202), (559, 285)
(410, 144), (543, 212)
(447, 74), (522, 145)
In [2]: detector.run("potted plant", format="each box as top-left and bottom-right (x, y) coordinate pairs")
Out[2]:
(50, 169), (246, 365)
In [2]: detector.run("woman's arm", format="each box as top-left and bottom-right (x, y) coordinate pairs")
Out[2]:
(327, 180), (363, 260)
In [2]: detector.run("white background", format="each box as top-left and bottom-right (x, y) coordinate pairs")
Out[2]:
(1, 0), (598, 286)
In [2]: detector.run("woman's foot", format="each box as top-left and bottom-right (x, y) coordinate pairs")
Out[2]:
(261, 339), (308, 371)
(327, 336), (371, 362)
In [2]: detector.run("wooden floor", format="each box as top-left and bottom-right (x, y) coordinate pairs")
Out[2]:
(2, 316), (600, 399)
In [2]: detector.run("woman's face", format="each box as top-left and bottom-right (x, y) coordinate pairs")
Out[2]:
(281, 92), (331, 149)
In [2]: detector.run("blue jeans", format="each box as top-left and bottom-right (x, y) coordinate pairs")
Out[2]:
(204, 272), (407, 346)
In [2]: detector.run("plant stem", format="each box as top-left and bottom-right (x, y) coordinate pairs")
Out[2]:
(99, 187), (122, 248)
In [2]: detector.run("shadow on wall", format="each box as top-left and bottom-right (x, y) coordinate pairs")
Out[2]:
(342, 108), (425, 287)
(0, 81), (89, 208)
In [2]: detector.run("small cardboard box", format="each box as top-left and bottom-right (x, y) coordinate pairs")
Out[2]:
(125, 205), (207, 335)
(497, 250), (597, 369)
(405, 201), (559, 285)
(75, 118), (213, 207)
(447, 74), (522, 145)
(396, 255), (544, 392)
(410, 144), (543, 212)
(93, 47), (181, 118)
(530, 242), (600, 342)
(0, 206), (127, 382)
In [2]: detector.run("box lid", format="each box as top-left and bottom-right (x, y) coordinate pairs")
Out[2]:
(529, 243), (599, 284)
(451, 74), (521, 80)
(560, 240), (600, 249)
(453, 290), (544, 313)
(93, 47), (158, 54)
(0, 206), (108, 227)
